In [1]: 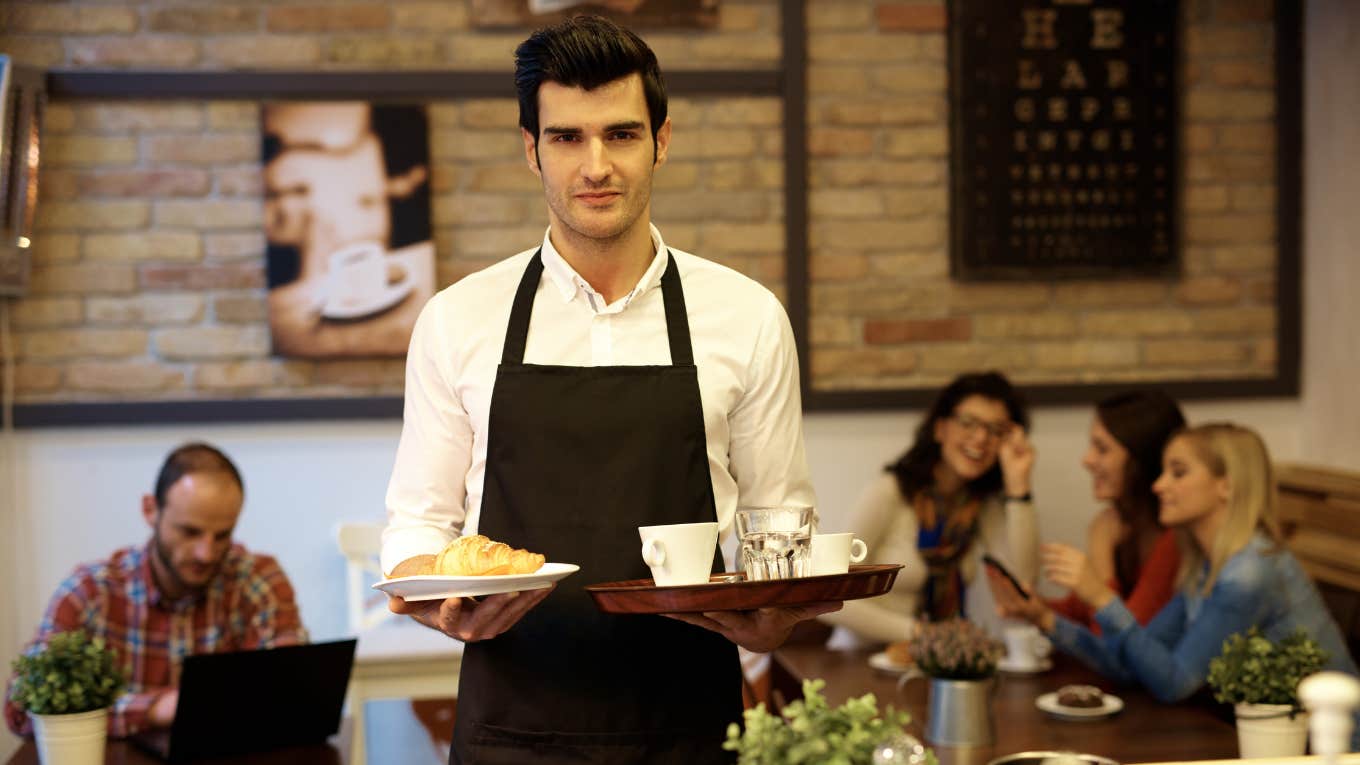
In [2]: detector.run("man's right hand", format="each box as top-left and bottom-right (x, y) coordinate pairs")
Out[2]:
(387, 586), (555, 642)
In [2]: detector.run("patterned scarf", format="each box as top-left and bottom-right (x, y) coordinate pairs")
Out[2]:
(915, 490), (983, 620)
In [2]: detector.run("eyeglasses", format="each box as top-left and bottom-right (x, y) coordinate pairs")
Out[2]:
(952, 413), (1013, 441)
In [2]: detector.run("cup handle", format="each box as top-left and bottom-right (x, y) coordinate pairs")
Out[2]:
(641, 538), (666, 568)
(1032, 634), (1054, 658)
(895, 666), (925, 692)
(849, 539), (868, 564)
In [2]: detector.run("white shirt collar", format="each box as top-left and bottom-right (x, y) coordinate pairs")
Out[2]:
(538, 224), (669, 311)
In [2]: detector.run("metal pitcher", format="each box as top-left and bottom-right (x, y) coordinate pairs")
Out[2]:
(925, 676), (995, 747)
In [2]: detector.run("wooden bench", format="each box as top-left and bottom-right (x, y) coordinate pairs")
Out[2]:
(1276, 462), (1360, 661)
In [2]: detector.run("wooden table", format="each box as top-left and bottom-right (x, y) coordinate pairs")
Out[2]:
(771, 643), (1240, 765)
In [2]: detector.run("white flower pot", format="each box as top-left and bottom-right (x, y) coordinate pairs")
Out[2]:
(29, 708), (108, 765)
(1234, 702), (1309, 759)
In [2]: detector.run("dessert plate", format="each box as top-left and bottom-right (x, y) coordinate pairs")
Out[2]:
(586, 564), (902, 614)
(1035, 691), (1124, 721)
(373, 562), (580, 602)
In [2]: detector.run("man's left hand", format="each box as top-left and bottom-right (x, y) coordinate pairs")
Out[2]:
(663, 601), (842, 653)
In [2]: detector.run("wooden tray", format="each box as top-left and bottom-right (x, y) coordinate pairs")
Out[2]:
(585, 563), (902, 614)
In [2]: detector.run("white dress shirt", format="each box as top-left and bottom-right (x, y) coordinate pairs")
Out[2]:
(381, 224), (816, 574)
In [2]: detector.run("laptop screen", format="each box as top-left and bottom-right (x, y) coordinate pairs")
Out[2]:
(136, 639), (356, 762)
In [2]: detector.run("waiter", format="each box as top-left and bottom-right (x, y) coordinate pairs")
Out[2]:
(381, 15), (838, 764)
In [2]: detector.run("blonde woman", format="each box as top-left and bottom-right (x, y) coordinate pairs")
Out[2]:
(991, 423), (1357, 707)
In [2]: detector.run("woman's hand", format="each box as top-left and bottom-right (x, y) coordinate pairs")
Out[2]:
(1041, 543), (1115, 611)
(985, 566), (1055, 632)
(998, 427), (1036, 498)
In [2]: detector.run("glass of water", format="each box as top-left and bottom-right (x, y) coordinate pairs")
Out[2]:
(735, 507), (814, 581)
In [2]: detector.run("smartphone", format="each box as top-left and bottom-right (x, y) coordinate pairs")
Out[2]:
(982, 553), (1031, 600)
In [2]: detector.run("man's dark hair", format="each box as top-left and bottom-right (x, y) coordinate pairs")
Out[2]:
(514, 15), (668, 147)
(153, 442), (244, 509)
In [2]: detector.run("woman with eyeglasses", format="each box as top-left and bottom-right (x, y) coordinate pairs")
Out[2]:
(989, 423), (1357, 743)
(1045, 390), (1186, 631)
(820, 371), (1037, 645)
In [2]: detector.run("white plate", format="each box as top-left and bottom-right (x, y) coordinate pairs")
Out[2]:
(322, 270), (415, 320)
(1035, 691), (1125, 721)
(868, 651), (917, 675)
(372, 562), (580, 602)
(998, 656), (1054, 674)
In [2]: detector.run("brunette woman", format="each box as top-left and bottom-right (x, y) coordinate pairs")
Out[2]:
(1050, 391), (1186, 630)
(822, 371), (1038, 644)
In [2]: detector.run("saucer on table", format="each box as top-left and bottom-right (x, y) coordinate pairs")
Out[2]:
(998, 655), (1053, 674)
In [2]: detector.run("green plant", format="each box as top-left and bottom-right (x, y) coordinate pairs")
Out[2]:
(1207, 627), (1329, 708)
(8, 630), (125, 716)
(906, 618), (1004, 680)
(724, 678), (936, 765)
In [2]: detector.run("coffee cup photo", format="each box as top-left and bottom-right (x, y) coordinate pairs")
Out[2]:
(639, 522), (719, 587)
(327, 241), (389, 303)
(810, 532), (868, 576)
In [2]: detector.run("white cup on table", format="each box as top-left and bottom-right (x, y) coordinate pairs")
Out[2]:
(638, 522), (719, 586)
(810, 532), (868, 575)
(1002, 623), (1052, 671)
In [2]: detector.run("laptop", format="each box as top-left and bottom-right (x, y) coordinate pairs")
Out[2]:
(133, 639), (357, 762)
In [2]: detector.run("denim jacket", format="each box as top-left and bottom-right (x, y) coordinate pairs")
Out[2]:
(1050, 533), (1360, 744)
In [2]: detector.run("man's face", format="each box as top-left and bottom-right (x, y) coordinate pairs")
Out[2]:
(523, 73), (671, 249)
(142, 473), (243, 596)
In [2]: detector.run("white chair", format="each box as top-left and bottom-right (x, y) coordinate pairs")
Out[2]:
(337, 522), (463, 765)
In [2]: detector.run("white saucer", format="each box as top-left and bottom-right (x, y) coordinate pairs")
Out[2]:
(1035, 691), (1124, 721)
(998, 656), (1053, 674)
(868, 651), (916, 675)
(322, 272), (415, 320)
(373, 562), (579, 602)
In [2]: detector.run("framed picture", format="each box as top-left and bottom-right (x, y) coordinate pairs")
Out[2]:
(0, 55), (45, 297)
(947, 0), (1179, 281)
(261, 102), (436, 359)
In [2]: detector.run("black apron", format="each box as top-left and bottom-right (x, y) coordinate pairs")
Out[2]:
(451, 250), (742, 764)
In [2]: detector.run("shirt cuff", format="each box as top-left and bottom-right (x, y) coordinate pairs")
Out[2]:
(113, 690), (162, 737)
(1093, 597), (1138, 635)
(379, 524), (454, 576)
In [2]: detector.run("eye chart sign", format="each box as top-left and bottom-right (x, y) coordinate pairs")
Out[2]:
(948, 0), (1179, 280)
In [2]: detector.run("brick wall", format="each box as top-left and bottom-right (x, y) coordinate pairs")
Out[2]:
(0, 0), (1278, 404)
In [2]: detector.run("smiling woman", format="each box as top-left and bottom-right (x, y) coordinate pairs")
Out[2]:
(819, 371), (1039, 646)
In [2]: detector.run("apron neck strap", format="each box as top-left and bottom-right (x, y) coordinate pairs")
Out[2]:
(501, 249), (694, 367)
(659, 250), (693, 366)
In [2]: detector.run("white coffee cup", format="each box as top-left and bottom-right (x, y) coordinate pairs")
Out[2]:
(1002, 623), (1053, 670)
(639, 522), (719, 586)
(327, 240), (387, 303)
(810, 532), (868, 576)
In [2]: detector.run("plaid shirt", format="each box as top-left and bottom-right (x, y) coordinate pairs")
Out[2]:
(5, 543), (307, 738)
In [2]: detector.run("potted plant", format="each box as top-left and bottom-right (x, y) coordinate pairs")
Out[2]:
(1207, 627), (1329, 758)
(724, 678), (935, 764)
(9, 630), (125, 765)
(905, 619), (1005, 746)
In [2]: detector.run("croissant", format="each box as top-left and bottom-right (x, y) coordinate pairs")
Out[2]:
(435, 534), (545, 576)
